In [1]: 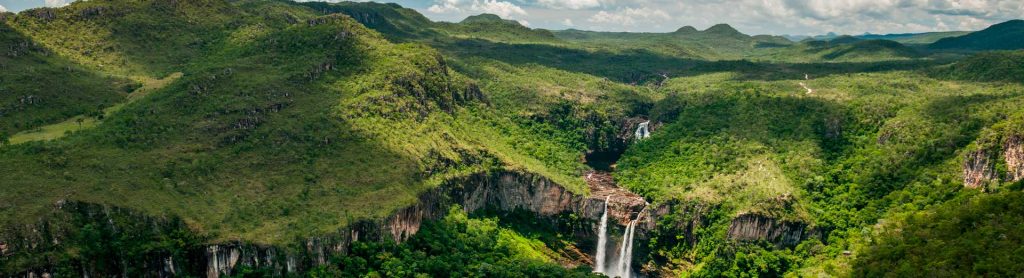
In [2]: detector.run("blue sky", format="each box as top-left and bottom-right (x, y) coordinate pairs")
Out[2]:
(2, 0), (1022, 35)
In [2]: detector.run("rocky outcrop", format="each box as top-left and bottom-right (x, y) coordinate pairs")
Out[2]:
(1005, 135), (1023, 182)
(586, 171), (648, 225)
(1, 170), (646, 277)
(963, 150), (995, 189)
(726, 213), (812, 247)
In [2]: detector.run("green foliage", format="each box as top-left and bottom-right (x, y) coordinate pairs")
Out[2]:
(0, 21), (135, 135)
(929, 50), (1024, 83)
(3, 1), (1024, 276)
(312, 206), (601, 278)
(930, 20), (1024, 50)
(852, 191), (1024, 277)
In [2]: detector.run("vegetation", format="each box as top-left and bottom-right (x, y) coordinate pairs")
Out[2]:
(930, 20), (1024, 50)
(305, 207), (600, 278)
(2, 0), (1024, 277)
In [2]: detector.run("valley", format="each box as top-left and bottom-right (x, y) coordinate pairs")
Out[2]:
(1, 0), (1023, 277)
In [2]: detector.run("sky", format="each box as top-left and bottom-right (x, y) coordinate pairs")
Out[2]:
(2, 0), (1022, 35)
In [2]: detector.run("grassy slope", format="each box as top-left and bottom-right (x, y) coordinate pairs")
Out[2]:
(0, 20), (135, 136)
(0, 0), (602, 245)
(616, 69), (1024, 275)
(4, 1), (1023, 276)
(10, 72), (181, 144)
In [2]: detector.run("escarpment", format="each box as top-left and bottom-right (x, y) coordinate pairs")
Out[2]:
(726, 213), (815, 247)
(1006, 135), (1023, 182)
(0, 171), (649, 277)
(963, 150), (995, 189)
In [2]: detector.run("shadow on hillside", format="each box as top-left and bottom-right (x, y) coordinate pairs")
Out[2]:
(430, 38), (942, 83)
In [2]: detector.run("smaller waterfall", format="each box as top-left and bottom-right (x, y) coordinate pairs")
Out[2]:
(594, 197), (610, 273)
(635, 121), (651, 141)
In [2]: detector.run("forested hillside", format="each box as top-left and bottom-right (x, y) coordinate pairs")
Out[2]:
(1, 1), (1022, 277)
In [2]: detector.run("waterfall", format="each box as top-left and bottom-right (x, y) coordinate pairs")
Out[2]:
(635, 121), (651, 141)
(610, 205), (646, 278)
(594, 197), (610, 273)
(610, 220), (637, 278)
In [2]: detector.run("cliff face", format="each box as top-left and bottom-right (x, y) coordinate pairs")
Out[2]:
(963, 150), (995, 189)
(726, 213), (811, 247)
(1006, 135), (1023, 182)
(585, 171), (648, 225)
(1, 171), (644, 277)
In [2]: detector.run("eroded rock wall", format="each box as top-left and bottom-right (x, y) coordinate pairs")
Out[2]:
(1005, 135), (1023, 182)
(963, 150), (995, 189)
(726, 213), (811, 247)
(1, 171), (640, 277)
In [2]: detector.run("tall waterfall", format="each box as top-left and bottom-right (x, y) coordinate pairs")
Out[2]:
(635, 121), (651, 141)
(609, 220), (638, 278)
(594, 197), (610, 273)
(611, 205), (648, 278)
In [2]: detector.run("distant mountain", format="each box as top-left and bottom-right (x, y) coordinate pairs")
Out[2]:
(822, 39), (920, 60)
(445, 13), (557, 42)
(930, 20), (1024, 50)
(857, 31), (970, 44)
(829, 35), (863, 44)
(553, 23), (791, 59)
(460, 13), (518, 25)
(703, 23), (745, 37)
(297, 1), (437, 39)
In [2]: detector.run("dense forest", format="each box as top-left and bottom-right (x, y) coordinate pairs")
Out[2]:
(1, 0), (1022, 277)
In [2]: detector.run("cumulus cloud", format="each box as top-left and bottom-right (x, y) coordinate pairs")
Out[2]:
(562, 18), (575, 27)
(427, 0), (527, 18)
(0, 4), (6, 13)
(44, 0), (72, 8)
(588, 7), (669, 27)
(537, 0), (601, 10)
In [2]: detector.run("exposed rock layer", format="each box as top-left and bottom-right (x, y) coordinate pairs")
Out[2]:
(963, 150), (995, 189)
(726, 213), (812, 247)
(1006, 135), (1023, 182)
(0, 171), (640, 277)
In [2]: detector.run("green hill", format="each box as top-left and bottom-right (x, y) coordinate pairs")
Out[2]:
(930, 50), (1024, 83)
(858, 31), (970, 45)
(439, 13), (558, 43)
(2, 1), (1024, 277)
(930, 20), (1024, 50)
(0, 20), (135, 136)
(0, 0), (613, 245)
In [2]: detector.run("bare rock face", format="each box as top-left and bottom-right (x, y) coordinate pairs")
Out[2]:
(1, 170), (629, 277)
(963, 150), (995, 189)
(1005, 135), (1024, 182)
(726, 213), (809, 247)
(585, 171), (648, 225)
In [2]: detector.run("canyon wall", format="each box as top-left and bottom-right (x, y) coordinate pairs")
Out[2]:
(0, 171), (629, 277)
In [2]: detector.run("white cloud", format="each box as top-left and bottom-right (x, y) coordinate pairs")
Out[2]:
(588, 7), (669, 27)
(0, 4), (7, 13)
(44, 0), (72, 8)
(538, 0), (602, 10)
(427, 0), (527, 19)
(562, 18), (574, 27)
